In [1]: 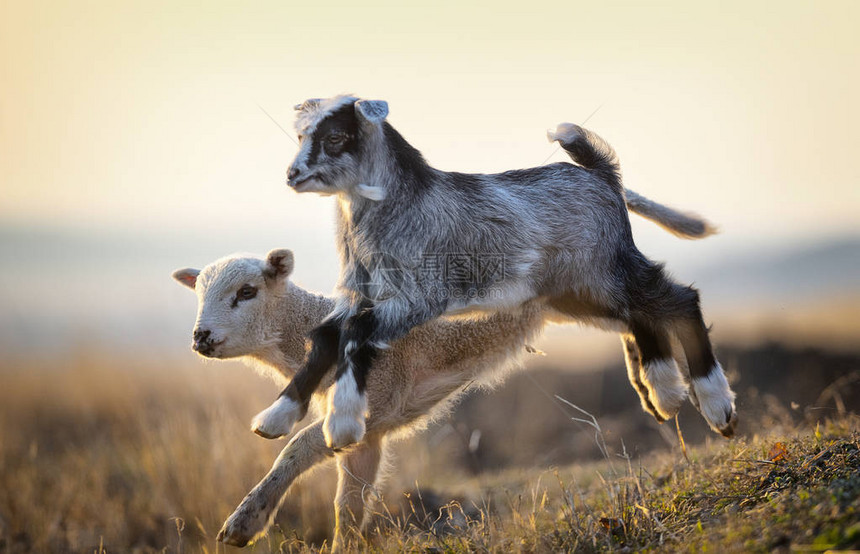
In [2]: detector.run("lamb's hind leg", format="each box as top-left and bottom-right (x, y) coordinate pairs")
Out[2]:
(217, 421), (333, 547)
(332, 437), (385, 553)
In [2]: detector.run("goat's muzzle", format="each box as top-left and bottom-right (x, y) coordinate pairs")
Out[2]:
(286, 167), (303, 187)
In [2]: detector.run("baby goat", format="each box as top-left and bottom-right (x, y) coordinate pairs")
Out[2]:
(173, 250), (546, 549)
(255, 96), (736, 449)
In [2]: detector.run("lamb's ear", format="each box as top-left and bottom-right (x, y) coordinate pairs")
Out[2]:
(264, 248), (294, 283)
(354, 99), (389, 125)
(172, 268), (200, 290)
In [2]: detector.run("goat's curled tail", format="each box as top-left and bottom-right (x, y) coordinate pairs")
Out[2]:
(548, 123), (718, 240)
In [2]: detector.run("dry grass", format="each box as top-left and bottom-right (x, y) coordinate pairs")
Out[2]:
(350, 418), (860, 553)
(0, 352), (858, 553)
(0, 355), (336, 552)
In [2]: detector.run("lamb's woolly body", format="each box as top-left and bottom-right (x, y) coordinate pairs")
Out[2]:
(194, 257), (545, 436)
(176, 252), (545, 550)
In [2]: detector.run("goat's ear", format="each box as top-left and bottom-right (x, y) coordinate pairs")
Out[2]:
(264, 248), (294, 282)
(172, 268), (200, 290)
(354, 100), (389, 125)
(294, 98), (322, 111)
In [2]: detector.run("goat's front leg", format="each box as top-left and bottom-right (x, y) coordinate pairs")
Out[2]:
(252, 314), (343, 438)
(323, 306), (378, 448)
(218, 421), (333, 547)
(332, 437), (385, 553)
(324, 299), (423, 448)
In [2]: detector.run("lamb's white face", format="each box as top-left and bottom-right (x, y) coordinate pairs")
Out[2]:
(173, 249), (294, 359)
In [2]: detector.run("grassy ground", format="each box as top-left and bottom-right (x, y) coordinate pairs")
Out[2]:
(306, 418), (860, 553)
(0, 353), (857, 553)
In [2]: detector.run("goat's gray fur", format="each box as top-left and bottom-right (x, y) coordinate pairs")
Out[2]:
(259, 95), (735, 449)
(624, 189), (718, 239)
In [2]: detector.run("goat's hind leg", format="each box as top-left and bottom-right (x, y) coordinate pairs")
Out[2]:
(547, 292), (674, 422)
(621, 334), (665, 423)
(218, 421), (333, 547)
(628, 321), (689, 421)
(672, 314), (737, 437)
(638, 270), (736, 437)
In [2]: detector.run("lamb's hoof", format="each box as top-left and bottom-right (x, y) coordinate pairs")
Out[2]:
(547, 122), (583, 145)
(217, 507), (267, 548)
(251, 396), (304, 439)
(323, 411), (366, 449)
(216, 528), (250, 548)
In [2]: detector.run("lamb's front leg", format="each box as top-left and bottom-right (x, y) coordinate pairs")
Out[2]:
(217, 421), (332, 547)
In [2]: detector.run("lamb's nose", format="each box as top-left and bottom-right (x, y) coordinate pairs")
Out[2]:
(287, 167), (301, 183)
(192, 329), (211, 352)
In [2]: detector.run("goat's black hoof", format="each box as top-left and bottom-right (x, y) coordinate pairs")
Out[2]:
(718, 411), (738, 439)
(252, 427), (283, 440)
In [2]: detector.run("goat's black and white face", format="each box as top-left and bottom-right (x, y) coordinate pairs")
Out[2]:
(172, 249), (294, 359)
(286, 96), (388, 199)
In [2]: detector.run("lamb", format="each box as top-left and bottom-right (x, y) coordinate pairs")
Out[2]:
(253, 96), (736, 449)
(172, 248), (547, 549)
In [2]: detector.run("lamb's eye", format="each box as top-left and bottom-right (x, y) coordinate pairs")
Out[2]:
(236, 285), (257, 302)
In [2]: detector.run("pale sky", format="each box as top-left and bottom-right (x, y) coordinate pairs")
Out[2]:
(1, 1), (858, 357)
(3, 0), (858, 234)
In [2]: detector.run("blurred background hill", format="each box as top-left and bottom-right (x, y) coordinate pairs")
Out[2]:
(2, 223), (857, 361)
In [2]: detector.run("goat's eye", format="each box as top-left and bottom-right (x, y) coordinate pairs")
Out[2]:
(235, 285), (258, 302)
(326, 133), (347, 146)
